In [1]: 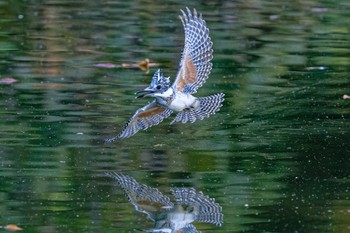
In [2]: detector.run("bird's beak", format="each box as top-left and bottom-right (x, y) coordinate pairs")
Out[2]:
(135, 87), (155, 98)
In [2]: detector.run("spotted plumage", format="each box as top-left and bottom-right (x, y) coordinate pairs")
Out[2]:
(105, 7), (224, 142)
(107, 173), (223, 233)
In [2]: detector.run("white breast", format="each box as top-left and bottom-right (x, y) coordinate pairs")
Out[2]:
(154, 88), (199, 112)
(168, 92), (199, 112)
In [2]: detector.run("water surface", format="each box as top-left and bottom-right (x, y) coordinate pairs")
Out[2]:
(0, 0), (349, 232)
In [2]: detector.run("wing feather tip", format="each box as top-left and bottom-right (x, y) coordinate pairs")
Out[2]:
(104, 137), (118, 143)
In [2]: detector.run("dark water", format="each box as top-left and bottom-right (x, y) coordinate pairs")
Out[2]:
(0, 0), (349, 232)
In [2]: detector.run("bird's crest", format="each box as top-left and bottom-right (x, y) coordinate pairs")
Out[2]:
(104, 8), (224, 142)
(150, 69), (170, 92)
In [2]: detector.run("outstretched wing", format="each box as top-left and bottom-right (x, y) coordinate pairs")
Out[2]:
(172, 7), (213, 94)
(104, 100), (173, 142)
(182, 224), (202, 233)
(171, 187), (223, 226)
(107, 173), (174, 220)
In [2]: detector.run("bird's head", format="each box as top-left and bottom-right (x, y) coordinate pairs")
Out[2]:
(136, 69), (170, 98)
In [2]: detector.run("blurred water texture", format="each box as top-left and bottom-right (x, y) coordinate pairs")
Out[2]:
(0, 0), (349, 232)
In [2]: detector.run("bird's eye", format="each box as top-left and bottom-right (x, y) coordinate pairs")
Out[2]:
(156, 85), (161, 90)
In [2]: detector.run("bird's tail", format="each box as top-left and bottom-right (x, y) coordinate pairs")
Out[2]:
(170, 93), (224, 124)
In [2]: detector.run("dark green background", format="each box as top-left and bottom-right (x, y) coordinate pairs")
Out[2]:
(0, 0), (349, 232)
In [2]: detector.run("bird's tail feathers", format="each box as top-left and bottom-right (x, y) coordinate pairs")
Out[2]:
(170, 93), (224, 124)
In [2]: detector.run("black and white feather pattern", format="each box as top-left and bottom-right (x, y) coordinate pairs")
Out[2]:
(105, 7), (224, 142)
(171, 93), (224, 124)
(173, 7), (213, 94)
(108, 173), (223, 232)
(104, 100), (173, 142)
(107, 172), (174, 216)
(171, 187), (223, 226)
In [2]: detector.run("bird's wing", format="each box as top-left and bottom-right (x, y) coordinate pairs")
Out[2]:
(104, 100), (173, 142)
(171, 187), (223, 226)
(172, 7), (213, 94)
(181, 224), (202, 233)
(107, 172), (174, 218)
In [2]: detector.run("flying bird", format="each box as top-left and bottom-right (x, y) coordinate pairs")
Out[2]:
(105, 8), (224, 142)
(107, 173), (223, 233)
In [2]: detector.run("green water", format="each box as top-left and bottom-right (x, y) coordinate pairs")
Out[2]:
(0, 0), (349, 232)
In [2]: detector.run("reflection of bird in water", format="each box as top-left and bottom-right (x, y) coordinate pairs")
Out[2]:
(107, 173), (223, 233)
(105, 7), (224, 142)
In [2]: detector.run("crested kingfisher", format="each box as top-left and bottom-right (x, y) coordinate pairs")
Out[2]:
(105, 7), (224, 142)
(107, 173), (223, 232)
